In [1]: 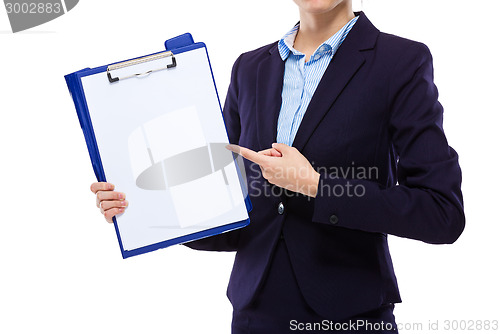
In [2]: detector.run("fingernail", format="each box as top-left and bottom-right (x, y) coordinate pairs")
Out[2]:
(118, 208), (124, 213)
(121, 201), (127, 207)
(118, 193), (124, 199)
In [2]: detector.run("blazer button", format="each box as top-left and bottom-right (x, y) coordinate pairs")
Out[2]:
(278, 202), (285, 215)
(329, 215), (339, 225)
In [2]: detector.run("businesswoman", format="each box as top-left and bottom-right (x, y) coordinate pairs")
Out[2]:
(91, 0), (465, 332)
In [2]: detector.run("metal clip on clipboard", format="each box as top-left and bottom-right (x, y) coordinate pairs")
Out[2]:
(106, 51), (177, 83)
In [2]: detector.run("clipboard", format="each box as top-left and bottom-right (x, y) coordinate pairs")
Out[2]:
(65, 33), (251, 259)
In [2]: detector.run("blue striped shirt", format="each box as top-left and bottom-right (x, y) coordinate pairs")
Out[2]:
(276, 16), (359, 146)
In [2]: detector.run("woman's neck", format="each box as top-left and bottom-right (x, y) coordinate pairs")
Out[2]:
(294, 3), (355, 61)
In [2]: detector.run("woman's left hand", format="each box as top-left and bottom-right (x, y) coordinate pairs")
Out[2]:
(226, 143), (320, 197)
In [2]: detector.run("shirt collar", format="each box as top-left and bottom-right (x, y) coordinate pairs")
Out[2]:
(278, 15), (359, 62)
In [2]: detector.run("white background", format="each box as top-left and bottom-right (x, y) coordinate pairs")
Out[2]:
(0, 0), (499, 333)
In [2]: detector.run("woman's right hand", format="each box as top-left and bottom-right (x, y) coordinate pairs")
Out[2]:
(90, 182), (128, 223)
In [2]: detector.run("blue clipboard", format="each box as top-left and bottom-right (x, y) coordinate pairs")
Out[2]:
(65, 33), (251, 259)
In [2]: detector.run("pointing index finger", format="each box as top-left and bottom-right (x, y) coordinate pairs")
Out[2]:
(226, 144), (270, 166)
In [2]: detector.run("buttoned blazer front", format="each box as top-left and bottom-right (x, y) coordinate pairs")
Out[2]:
(186, 11), (465, 321)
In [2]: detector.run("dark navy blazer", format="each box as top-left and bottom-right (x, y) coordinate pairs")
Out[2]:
(186, 11), (465, 321)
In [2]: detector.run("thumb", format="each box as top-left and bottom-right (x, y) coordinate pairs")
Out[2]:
(271, 143), (293, 155)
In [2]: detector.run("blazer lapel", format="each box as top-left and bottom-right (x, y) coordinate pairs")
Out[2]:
(255, 45), (285, 150)
(292, 12), (379, 152)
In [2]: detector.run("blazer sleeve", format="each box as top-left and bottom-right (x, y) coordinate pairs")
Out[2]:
(183, 55), (244, 252)
(311, 42), (465, 244)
